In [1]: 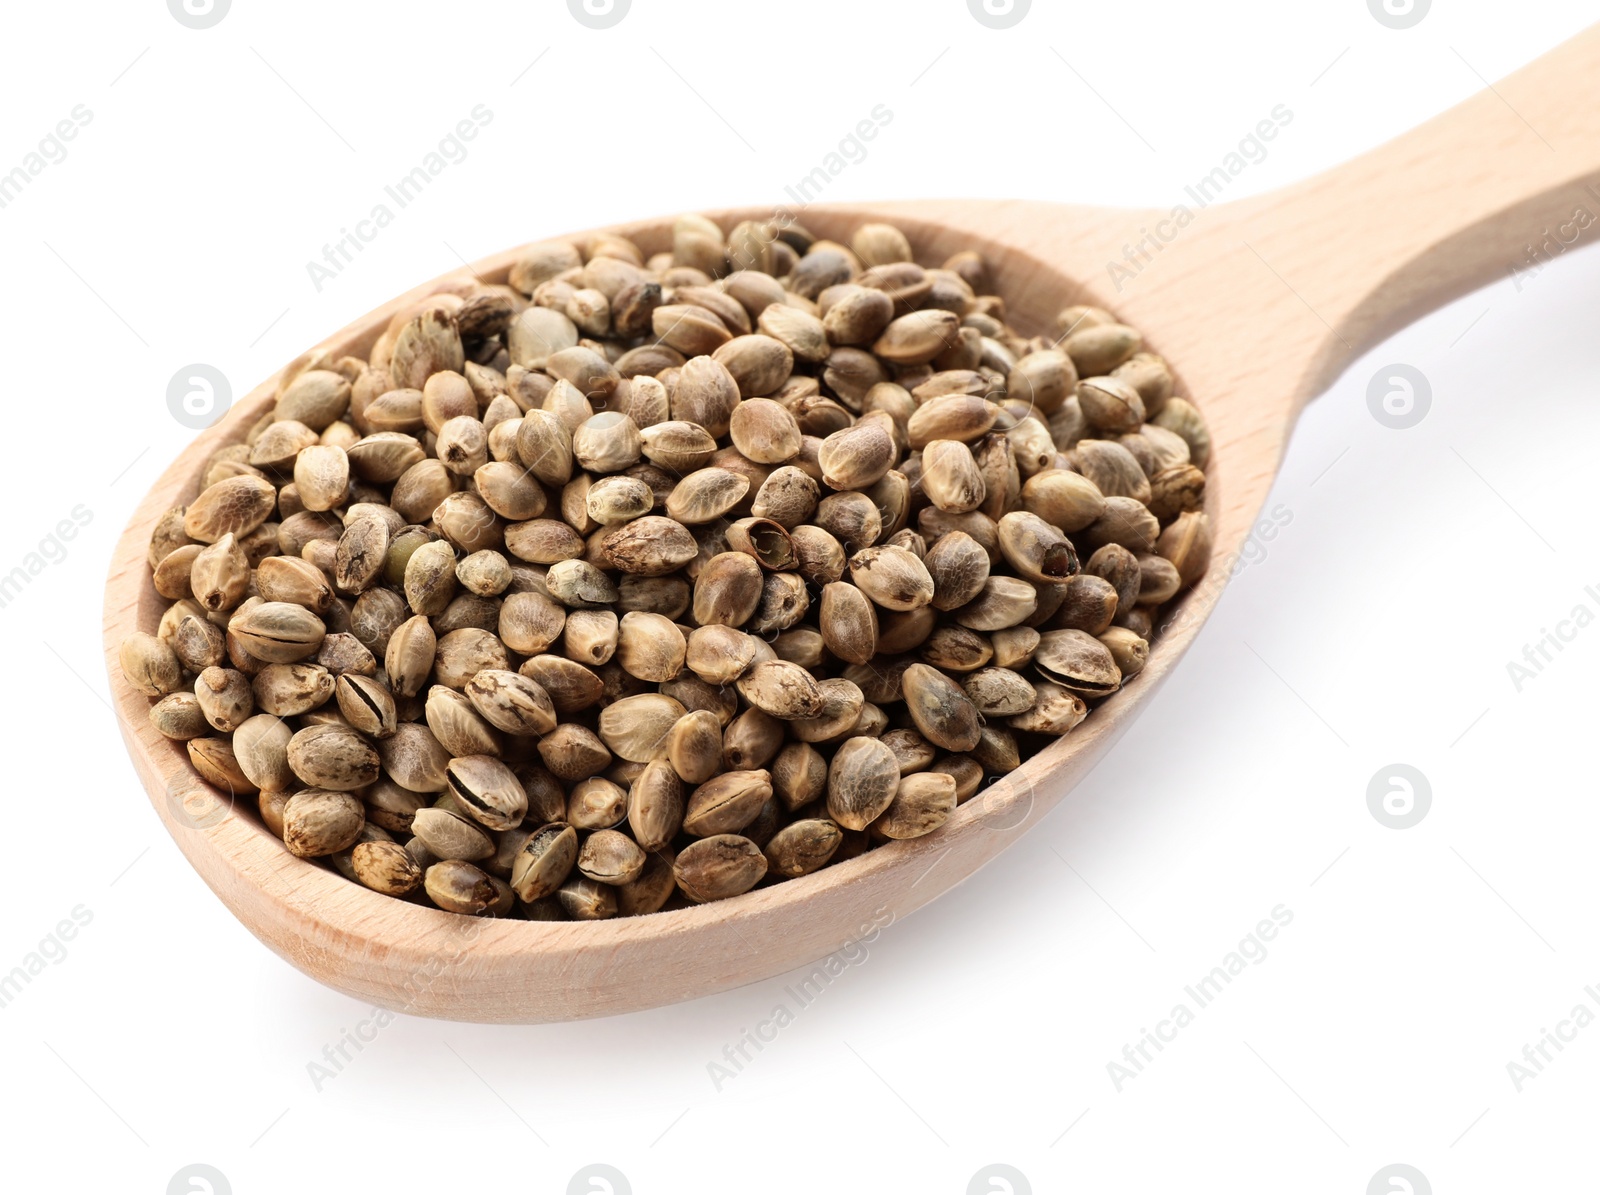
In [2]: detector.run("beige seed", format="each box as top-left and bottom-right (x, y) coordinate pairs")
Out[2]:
(566, 777), (628, 830)
(964, 666), (1038, 716)
(614, 612), (686, 683)
(874, 310), (961, 365)
(819, 581), (878, 665)
(997, 511), (1080, 584)
(1035, 629), (1122, 696)
(907, 395), (1000, 448)
(873, 772), (957, 840)
(537, 723), (611, 782)
(666, 468), (751, 525)
(851, 223), (913, 267)
(640, 420), (718, 473)
(377, 722), (452, 793)
(189, 534), (250, 612)
(822, 286), (895, 346)
(763, 819), (844, 878)
(1150, 398), (1211, 468)
(901, 663), (982, 751)
(728, 398), (803, 464)
(758, 303), (829, 362)
(426, 685), (501, 757)
(294, 445), (350, 512)
(230, 602), (326, 664)
(445, 755), (529, 831)
(1077, 376), (1146, 433)
(1156, 510), (1212, 586)
(674, 835), (767, 903)
(921, 440), (987, 513)
(350, 840), (423, 896)
(1021, 469), (1106, 533)
(149, 691), (208, 740)
(1063, 322), (1142, 376)
(826, 737), (901, 831)
(562, 608), (619, 666)
(282, 789), (365, 858)
(545, 559), (620, 607)
(692, 551), (764, 627)
(924, 531), (991, 612)
(817, 421), (896, 491)
(685, 625), (760, 685)
(412, 806), (495, 862)
(736, 660), (825, 719)
(498, 592), (566, 654)
(510, 823), (579, 901)
(789, 678), (866, 743)
(667, 354), (741, 436)
(683, 770), (772, 837)
(475, 461), (548, 522)
(183, 474), (277, 544)
(1009, 680), (1089, 735)
(256, 556), (336, 613)
(751, 465), (820, 528)
(849, 546), (935, 611)
(725, 517), (796, 571)
(587, 475), (656, 525)
(186, 737), (255, 795)
(190, 666), (251, 732)
(120, 632), (182, 697)
(714, 334), (794, 398)
(771, 741), (827, 811)
(951, 575), (1038, 632)
(619, 759), (682, 852)
(364, 779), (427, 835)
(602, 516), (698, 577)
(597, 692), (686, 762)
(572, 411), (643, 473)
(578, 829), (647, 885)
(1006, 349), (1078, 415)
(664, 711), (723, 786)
(559, 875), (619, 919)
(425, 859), (499, 914)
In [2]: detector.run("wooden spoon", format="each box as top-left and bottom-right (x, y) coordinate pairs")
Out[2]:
(104, 30), (1600, 1022)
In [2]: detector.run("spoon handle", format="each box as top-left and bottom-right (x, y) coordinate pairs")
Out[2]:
(1244, 24), (1600, 401)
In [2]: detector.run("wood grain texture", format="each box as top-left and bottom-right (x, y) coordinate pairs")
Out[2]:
(103, 29), (1600, 1021)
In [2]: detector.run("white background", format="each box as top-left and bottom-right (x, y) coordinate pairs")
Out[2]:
(2, 1), (1597, 1191)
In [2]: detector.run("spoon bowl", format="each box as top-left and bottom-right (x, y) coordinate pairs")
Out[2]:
(103, 29), (1600, 1021)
